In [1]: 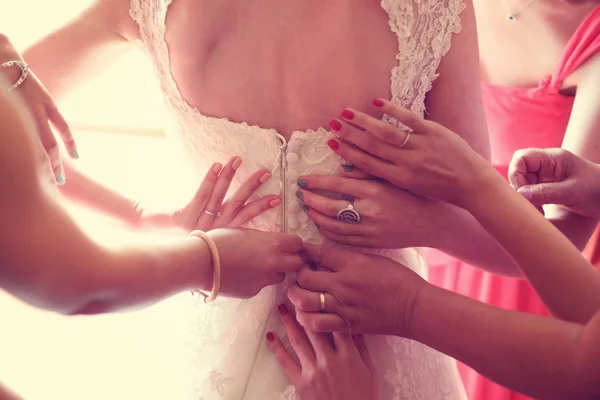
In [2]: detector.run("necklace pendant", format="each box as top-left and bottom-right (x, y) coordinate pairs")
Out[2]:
(508, 14), (516, 21)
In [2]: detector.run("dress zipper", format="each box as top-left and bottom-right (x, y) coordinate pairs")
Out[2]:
(277, 133), (289, 234)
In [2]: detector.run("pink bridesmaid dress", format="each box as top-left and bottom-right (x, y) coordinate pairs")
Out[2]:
(428, 6), (600, 400)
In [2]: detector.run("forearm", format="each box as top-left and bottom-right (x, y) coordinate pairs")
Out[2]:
(60, 158), (142, 227)
(464, 173), (600, 323)
(1, 187), (211, 315)
(409, 284), (598, 400)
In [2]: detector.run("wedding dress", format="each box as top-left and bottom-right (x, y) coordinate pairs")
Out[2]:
(129, 0), (467, 398)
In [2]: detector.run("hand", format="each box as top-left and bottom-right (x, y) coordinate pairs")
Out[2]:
(327, 99), (491, 208)
(509, 148), (600, 218)
(296, 174), (440, 248)
(267, 304), (378, 400)
(204, 229), (304, 299)
(0, 35), (77, 184)
(139, 156), (281, 231)
(289, 244), (426, 337)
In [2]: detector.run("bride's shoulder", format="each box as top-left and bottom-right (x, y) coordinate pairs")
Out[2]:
(91, 0), (142, 42)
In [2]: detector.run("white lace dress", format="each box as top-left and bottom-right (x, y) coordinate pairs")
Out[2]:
(130, 0), (467, 399)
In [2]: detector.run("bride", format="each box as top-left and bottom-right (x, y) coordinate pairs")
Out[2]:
(24, 0), (489, 398)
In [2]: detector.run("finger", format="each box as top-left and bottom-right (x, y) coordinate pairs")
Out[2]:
(517, 183), (571, 206)
(275, 254), (305, 274)
(278, 234), (304, 253)
(339, 164), (373, 179)
(296, 189), (348, 218)
(297, 174), (368, 198)
(303, 244), (348, 272)
(266, 331), (301, 382)
(189, 162), (223, 217)
(330, 139), (401, 183)
(296, 310), (348, 333)
(278, 304), (316, 368)
(509, 149), (542, 188)
(330, 118), (400, 161)
(296, 268), (334, 293)
(35, 114), (64, 184)
(352, 335), (377, 373)
(225, 195), (281, 227)
(318, 227), (378, 248)
(219, 168), (272, 223)
(47, 103), (78, 159)
(306, 329), (336, 362)
(371, 98), (429, 134)
(340, 108), (411, 148)
(205, 156), (243, 213)
(332, 332), (360, 357)
(288, 283), (341, 314)
(309, 208), (365, 236)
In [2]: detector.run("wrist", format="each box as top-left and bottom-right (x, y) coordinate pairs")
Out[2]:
(462, 165), (508, 214)
(404, 282), (442, 342)
(186, 235), (214, 291)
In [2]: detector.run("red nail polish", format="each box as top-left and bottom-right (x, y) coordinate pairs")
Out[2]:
(372, 98), (384, 108)
(341, 109), (355, 120)
(329, 119), (342, 132)
(328, 139), (340, 151)
(266, 332), (275, 342)
(278, 304), (288, 316)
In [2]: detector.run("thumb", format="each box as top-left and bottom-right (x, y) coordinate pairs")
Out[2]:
(517, 182), (570, 206)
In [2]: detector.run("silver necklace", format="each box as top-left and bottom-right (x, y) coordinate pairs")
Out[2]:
(501, 0), (537, 21)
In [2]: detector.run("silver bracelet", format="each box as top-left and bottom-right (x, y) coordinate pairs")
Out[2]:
(0, 60), (29, 92)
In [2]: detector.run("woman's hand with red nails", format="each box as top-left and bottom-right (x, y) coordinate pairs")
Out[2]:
(328, 99), (494, 208)
(138, 157), (281, 231)
(266, 303), (378, 400)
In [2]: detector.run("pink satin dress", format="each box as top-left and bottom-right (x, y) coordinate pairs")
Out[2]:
(428, 6), (600, 400)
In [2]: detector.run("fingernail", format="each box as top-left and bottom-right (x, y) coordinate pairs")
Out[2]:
(278, 304), (289, 316)
(232, 158), (243, 170)
(328, 139), (340, 151)
(266, 332), (274, 342)
(296, 190), (304, 201)
(341, 109), (355, 120)
(73, 148), (80, 160)
(329, 119), (342, 132)
(212, 163), (223, 173)
(373, 98), (384, 108)
(56, 173), (65, 185)
(342, 164), (355, 172)
(260, 172), (272, 183)
(269, 198), (282, 207)
(297, 179), (307, 188)
(303, 205), (310, 214)
(518, 187), (533, 201)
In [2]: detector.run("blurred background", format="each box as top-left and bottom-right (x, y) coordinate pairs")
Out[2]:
(0, 2), (195, 399)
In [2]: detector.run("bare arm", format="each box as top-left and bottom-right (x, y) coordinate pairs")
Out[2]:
(411, 284), (600, 400)
(23, 0), (138, 101)
(0, 84), (212, 315)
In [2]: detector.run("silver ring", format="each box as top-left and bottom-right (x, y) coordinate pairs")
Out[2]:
(398, 131), (411, 149)
(0, 61), (29, 92)
(336, 203), (361, 224)
(204, 209), (221, 217)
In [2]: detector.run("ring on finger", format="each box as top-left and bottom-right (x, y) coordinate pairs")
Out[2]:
(204, 209), (222, 217)
(398, 131), (411, 149)
(336, 203), (361, 224)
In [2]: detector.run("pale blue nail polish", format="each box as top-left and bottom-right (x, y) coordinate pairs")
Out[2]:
(303, 205), (309, 214)
(56, 173), (65, 185)
(342, 164), (355, 172)
(297, 179), (308, 188)
(73, 149), (80, 160)
(296, 191), (304, 201)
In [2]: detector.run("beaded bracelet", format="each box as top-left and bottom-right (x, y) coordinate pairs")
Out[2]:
(189, 230), (221, 303)
(0, 61), (29, 92)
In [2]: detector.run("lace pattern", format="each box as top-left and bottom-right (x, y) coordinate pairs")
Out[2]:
(129, 0), (467, 399)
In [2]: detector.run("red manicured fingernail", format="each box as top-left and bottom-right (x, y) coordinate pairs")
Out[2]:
(278, 304), (288, 316)
(266, 332), (274, 342)
(341, 109), (355, 120)
(328, 139), (340, 151)
(329, 119), (342, 132)
(372, 98), (384, 108)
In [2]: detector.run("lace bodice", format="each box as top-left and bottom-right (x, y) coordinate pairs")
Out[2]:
(129, 0), (467, 399)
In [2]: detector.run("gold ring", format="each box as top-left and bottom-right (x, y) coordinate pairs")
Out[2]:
(398, 131), (411, 149)
(319, 292), (326, 313)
